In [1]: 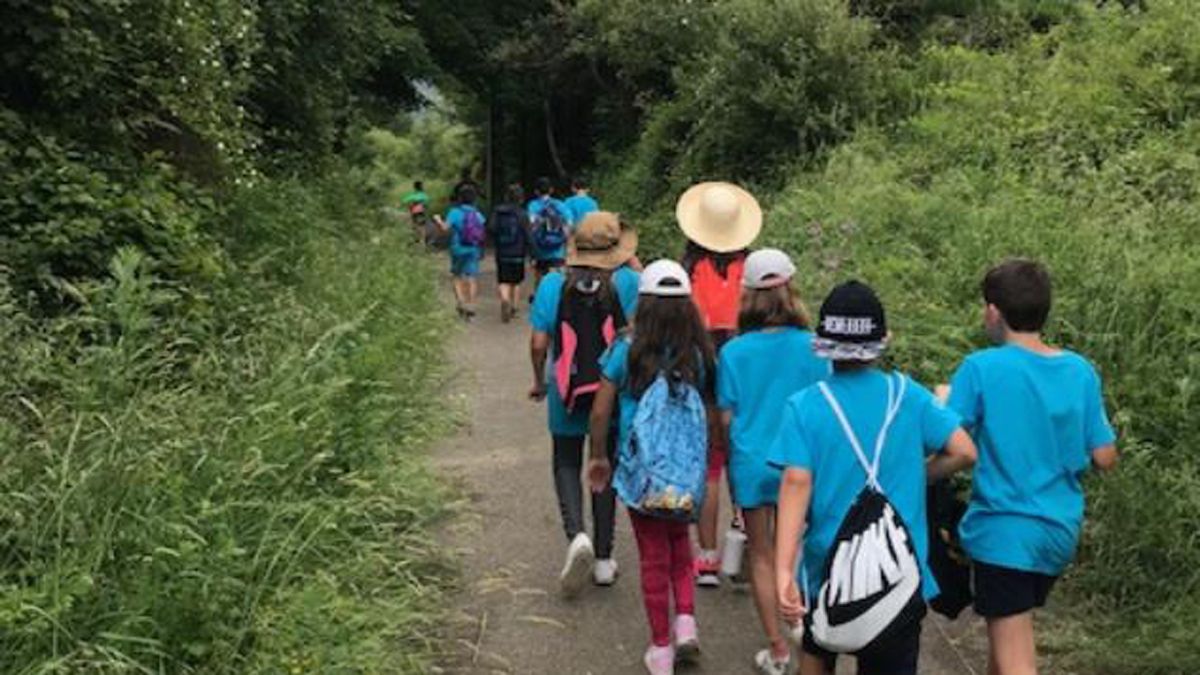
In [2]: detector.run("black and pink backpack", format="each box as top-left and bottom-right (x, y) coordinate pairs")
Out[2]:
(554, 270), (626, 413)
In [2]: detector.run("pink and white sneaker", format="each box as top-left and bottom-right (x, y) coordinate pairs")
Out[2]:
(673, 614), (700, 663)
(644, 644), (675, 675)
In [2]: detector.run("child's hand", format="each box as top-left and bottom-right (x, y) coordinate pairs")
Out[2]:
(528, 383), (547, 401)
(587, 458), (612, 493)
(777, 574), (806, 624)
(935, 384), (951, 402)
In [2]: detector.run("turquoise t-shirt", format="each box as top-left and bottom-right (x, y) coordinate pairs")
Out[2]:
(948, 345), (1116, 576)
(563, 193), (599, 226)
(717, 328), (830, 508)
(446, 205), (484, 259)
(769, 369), (962, 601)
(599, 336), (639, 470)
(527, 197), (570, 261)
(530, 267), (640, 436)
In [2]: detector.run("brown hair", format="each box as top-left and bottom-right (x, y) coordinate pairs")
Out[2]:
(983, 258), (1052, 332)
(628, 295), (715, 398)
(737, 284), (811, 333)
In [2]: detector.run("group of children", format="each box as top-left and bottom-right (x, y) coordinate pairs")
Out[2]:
(426, 176), (601, 321)
(518, 180), (1118, 675)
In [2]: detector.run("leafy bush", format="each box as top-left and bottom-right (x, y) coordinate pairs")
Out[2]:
(0, 179), (454, 673)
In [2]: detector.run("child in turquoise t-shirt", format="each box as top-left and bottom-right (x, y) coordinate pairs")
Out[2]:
(716, 249), (829, 674)
(563, 176), (600, 226)
(945, 259), (1118, 675)
(586, 260), (715, 675)
(434, 185), (484, 320)
(771, 281), (976, 675)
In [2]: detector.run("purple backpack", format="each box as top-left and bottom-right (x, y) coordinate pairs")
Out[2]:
(460, 208), (486, 247)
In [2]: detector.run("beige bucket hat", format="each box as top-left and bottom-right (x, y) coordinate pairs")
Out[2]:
(675, 182), (762, 253)
(567, 211), (639, 270)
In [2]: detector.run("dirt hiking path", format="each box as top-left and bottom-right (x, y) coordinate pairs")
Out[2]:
(433, 259), (988, 674)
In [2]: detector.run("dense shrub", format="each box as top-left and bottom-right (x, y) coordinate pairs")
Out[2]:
(0, 177), (454, 673)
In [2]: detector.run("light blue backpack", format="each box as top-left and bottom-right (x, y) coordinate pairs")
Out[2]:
(615, 372), (709, 521)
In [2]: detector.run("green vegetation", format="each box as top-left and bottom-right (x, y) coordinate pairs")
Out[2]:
(1, 2), (474, 672)
(571, 2), (1198, 672)
(5, 0), (1197, 672)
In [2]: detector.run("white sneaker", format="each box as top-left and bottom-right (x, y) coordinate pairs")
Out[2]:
(673, 614), (700, 663)
(593, 558), (618, 586)
(644, 645), (675, 675)
(754, 648), (791, 675)
(559, 533), (594, 598)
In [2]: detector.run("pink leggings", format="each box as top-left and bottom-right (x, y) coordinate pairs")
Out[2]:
(629, 510), (696, 646)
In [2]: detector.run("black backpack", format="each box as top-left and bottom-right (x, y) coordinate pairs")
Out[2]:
(492, 206), (527, 261)
(926, 478), (972, 619)
(807, 374), (926, 654)
(553, 270), (626, 413)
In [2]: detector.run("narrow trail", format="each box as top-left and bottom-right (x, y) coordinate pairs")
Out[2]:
(433, 258), (989, 674)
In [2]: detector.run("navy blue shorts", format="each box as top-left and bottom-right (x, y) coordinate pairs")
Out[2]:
(973, 561), (1058, 618)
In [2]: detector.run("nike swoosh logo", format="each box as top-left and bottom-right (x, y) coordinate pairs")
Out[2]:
(811, 551), (919, 652)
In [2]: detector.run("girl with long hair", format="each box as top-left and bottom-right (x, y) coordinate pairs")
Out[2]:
(587, 260), (715, 675)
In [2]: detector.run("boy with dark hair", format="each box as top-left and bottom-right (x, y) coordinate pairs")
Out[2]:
(946, 259), (1118, 675)
(564, 176), (599, 227)
(434, 185), (485, 319)
(773, 281), (977, 675)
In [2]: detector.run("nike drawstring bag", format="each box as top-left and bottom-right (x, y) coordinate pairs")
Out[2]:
(808, 373), (925, 654)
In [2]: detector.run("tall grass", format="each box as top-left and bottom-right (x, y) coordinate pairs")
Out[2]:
(0, 174), (455, 673)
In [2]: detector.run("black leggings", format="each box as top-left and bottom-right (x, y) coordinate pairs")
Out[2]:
(552, 433), (618, 559)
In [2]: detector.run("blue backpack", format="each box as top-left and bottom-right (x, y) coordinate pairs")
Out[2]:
(531, 200), (568, 252)
(615, 372), (709, 521)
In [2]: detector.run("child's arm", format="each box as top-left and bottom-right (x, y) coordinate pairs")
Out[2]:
(529, 331), (549, 401)
(1092, 444), (1119, 472)
(775, 467), (811, 624)
(587, 379), (618, 493)
(927, 428), (978, 482)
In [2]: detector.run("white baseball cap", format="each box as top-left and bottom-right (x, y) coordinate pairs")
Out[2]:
(743, 248), (797, 289)
(639, 260), (692, 297)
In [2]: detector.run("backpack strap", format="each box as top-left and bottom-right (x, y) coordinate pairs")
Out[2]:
(817, 373), (907, 492)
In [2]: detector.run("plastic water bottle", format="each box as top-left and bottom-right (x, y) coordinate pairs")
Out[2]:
(720, 528), (746, 578)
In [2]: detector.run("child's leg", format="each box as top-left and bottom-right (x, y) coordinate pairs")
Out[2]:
(630, 511), (673, 647)
(697, 436), (727, 555)
(798, 652), (833, 675)
(590, 431), (617, 560)
(986, 613), (1037, 675)
(452, 276), (467, 307)
(551, 435), (586, 542)
(667, 520), (695, 616)
(744, 507), (788, 657)
(467, 275), (479, 305)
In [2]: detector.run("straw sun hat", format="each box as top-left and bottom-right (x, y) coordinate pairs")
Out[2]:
(675, 182), (763, 253)
(566, 211), (639, 270)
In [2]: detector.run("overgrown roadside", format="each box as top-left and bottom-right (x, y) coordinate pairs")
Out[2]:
(0, 178), (460, 673)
